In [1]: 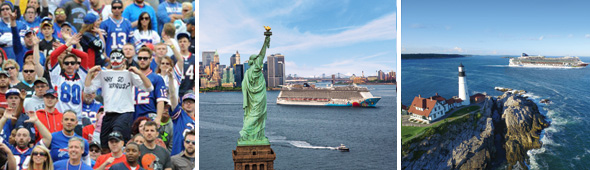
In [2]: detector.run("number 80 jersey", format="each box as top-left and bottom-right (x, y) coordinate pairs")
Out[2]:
(50, 64), (87, 115)
(100, 17), (134, 56)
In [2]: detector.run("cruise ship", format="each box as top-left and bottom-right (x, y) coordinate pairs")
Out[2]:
(509, 53), (588, 68)
(276, 83), (381, 107)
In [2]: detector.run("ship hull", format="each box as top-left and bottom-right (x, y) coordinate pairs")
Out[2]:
(277, 97), (381, 107)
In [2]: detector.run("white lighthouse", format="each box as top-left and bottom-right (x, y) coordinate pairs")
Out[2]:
(458, 63), (470, 105)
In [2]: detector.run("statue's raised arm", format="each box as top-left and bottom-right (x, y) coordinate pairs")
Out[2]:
(238, 26), (272, 146)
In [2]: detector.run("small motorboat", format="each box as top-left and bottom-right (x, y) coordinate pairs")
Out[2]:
(336, 144), (349, 152)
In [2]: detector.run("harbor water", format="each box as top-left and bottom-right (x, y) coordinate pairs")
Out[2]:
(402, 55), (590, 169)
(200, 85), (396, 169)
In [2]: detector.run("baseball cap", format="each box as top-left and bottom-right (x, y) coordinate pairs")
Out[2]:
(43, 89), (57, 98)
(33, 77), (48, 85)
(24, 29), (35, 36)
(40, 17), (52, 27)
(111, 0), (123, 6)
(182, 93), (195, 102)
(60, 22), (73, 28)
(89, 142), (101, 149)
(83, 12), (98, 24)
(0, 70), (9, 77)
(108, 131), (124, 141)
(176, 32), (190, 41)
(5, 88), (19, 97)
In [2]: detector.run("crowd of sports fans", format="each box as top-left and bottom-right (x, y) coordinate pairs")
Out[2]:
(0, 0), (196, 170)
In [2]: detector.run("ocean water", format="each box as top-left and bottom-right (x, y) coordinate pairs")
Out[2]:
(402, 55), (590, 169)
(200, 85), (396, 169)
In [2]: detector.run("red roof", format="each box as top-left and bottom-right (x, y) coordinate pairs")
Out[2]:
(429, 93), (446, 102)
(446, 98), (455, 104)
(408, 96), (438, 117)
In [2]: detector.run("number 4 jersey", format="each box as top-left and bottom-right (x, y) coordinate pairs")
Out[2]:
(100, 17), (134, 56)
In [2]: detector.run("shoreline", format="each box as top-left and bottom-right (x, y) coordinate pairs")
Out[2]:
(200, 84), (396, 92)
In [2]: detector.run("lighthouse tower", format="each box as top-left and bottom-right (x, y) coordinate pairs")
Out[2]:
(458, 63), (470, 105)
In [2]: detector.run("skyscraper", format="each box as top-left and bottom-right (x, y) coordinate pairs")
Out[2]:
(266, 53), (285, 88)
(202, 51), (215, 67)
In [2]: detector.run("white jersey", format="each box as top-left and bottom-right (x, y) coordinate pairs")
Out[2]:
(132, 29), (161, 48)
(84, 70), (153, 113)
(50, 64), (87, 115)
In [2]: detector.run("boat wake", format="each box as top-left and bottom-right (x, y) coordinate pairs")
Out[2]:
(269, 136), (338, 150)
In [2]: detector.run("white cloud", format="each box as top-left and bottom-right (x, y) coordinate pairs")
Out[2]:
(585, 34), (590, 38)
(450, 47), (463, 52)
(538, 36), (544, 40)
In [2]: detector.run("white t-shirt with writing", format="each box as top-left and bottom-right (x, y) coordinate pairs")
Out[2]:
(84, 70), (153, 113)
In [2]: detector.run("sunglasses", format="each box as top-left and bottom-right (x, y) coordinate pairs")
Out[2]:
(64, 61), (80, 66)
(4, 67), (15, 70)
(1, 8), (11, 11)
(141, 17), (150, 21)
(23, 70), (35, 73)
(55, 11), (65, 15)
(90, 149), (100, 153)
(160, 62), (170, 66)
(185, 140), (195, 145)
(32, 151), (47, 156)
(112, 6), (122, 10)
(137, 57), (151, 61)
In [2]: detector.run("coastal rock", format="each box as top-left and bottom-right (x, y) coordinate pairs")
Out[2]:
(402, 97), (495, 169)
(498, 93), (549, 169)
(402, 92), (549, 170)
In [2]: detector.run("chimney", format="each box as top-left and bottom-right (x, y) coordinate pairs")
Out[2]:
(418, 94), (421, 98)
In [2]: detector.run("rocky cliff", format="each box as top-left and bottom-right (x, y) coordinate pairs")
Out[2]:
(402, 92), (549, 170)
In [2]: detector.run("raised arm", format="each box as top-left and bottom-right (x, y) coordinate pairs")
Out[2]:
(32, 34), (44, 77)
(129, 67), (153, 91)
(24, 111), (52, 147)
(168, 69), (178, 109)
(163, 37), (183, 70)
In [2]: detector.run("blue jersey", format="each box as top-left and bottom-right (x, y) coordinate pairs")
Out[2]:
(1, 21), (26, 60)
(46, 131), (89, 163)
(8, 143), (32, 170)
(134, 71), (168, 120)
(100, 17), (134, 56)
(173, 54), (195, 97)
(170, 104), (195, 155)
(82, 100), (102, 125)
(54, 160), (93, 170)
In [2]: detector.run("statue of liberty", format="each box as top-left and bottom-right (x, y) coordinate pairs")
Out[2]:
(238, 26), (272, 146)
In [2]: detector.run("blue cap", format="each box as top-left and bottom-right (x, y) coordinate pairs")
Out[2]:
(24, 29), (35, 36)
(44, 89), (57, 98)
(60, 21), (73, 28)
(83, 13), (98, 24)
(5, 88), (19, 97)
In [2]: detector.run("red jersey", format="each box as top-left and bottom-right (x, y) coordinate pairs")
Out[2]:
(82, 124), (95, 141)
(94, 153), (127, 170)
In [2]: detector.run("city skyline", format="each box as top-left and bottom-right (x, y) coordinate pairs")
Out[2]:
(200, 0), (396, 77)
(403, 0), (590, 56)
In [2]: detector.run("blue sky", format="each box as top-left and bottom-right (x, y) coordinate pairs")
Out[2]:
(200, 0), (396, 77)
(403, 1), (590, 56)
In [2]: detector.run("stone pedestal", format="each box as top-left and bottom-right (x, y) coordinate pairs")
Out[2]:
(232, 145), (276, 170)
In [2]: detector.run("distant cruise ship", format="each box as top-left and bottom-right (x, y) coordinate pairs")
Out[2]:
(276, 83), (381, 107)
(509, 53), (588, 68)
